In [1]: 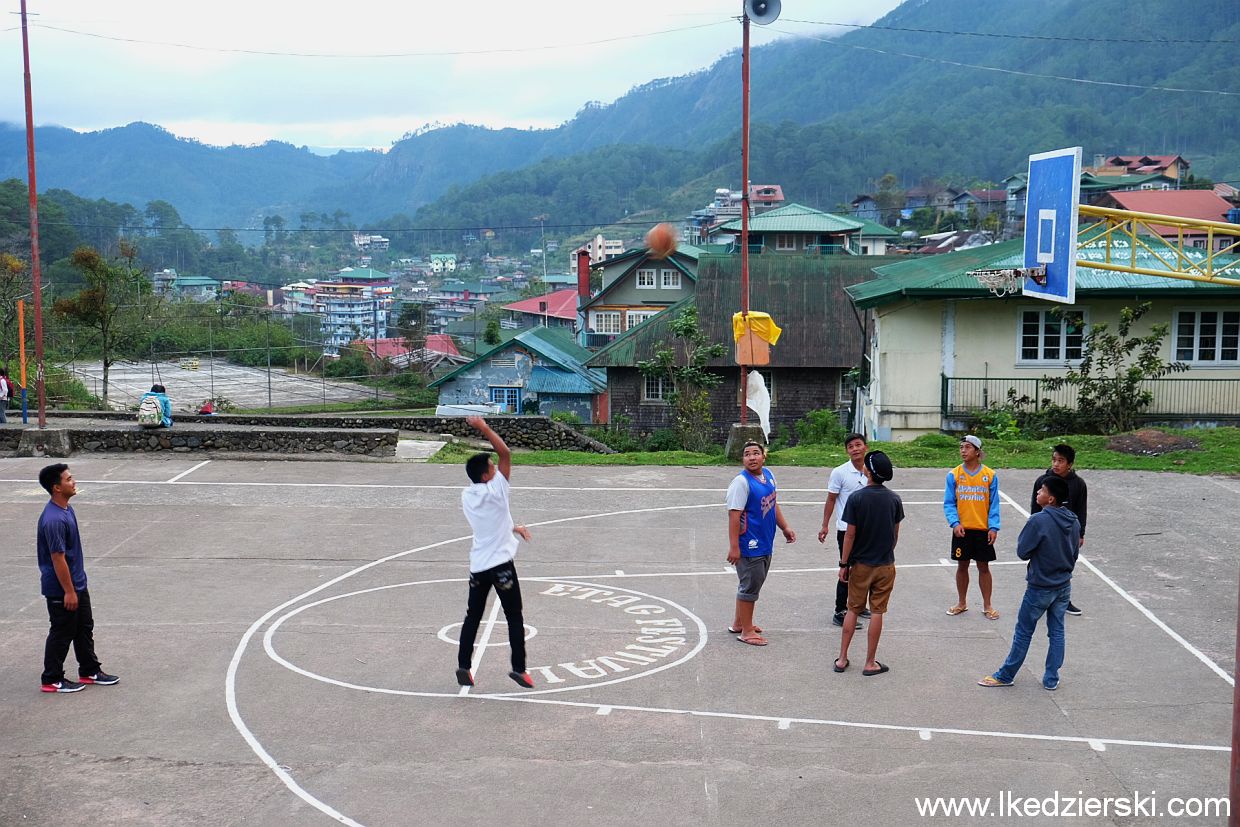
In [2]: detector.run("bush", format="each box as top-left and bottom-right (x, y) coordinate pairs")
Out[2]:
(550, 410), (582, 426)
(644, 429), (682, 452)
(796, 408), (849, 446)
(975, 406), (1020, 440)
(324, 354), (369, 379)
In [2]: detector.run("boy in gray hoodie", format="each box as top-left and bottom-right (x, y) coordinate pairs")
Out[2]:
(978, 475), (1080, 690)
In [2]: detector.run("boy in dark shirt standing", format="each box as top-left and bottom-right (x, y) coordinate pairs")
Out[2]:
(1030, 443), (1087, 616)
(37, 463), (119, 693)
(835, 451), (904, 677)
(980, 475), (1080, 690)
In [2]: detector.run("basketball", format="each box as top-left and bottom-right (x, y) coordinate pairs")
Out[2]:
(645, 223), (678, 259)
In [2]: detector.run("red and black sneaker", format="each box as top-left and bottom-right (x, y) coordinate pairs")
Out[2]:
(455, 668), (474, 687)
(79, 671), (120, 686)
(41, 678), (86, 693)
(508, 671), (534, 689)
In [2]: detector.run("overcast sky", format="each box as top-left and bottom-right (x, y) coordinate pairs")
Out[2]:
(1, 0), (902, 151)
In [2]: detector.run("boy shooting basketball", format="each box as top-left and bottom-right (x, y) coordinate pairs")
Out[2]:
(456, 416), (534, 689)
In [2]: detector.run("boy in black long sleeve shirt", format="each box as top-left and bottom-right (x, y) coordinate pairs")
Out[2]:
(1031, 443), (1087, 616)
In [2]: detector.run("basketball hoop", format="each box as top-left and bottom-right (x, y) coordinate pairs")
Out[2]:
(968, 266), (1047, 297)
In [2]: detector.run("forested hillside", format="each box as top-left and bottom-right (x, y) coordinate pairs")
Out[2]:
(1, 0), (1235, 234)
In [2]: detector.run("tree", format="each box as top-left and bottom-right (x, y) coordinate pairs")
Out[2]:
(0, 253), (30, 368)
(483, 320), (501, 345)
(872, 173), (905, 227)
(52, 243), (155, 405)
(1042, 302), (1189, 434)
(636, 306), (726, 453)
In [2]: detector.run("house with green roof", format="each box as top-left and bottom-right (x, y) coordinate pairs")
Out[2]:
(587, 254), (888, 439)
(580, 245), (702, 348)
(845, 236), (1240, 440)
(429, 326), (606, 422)
(716, 203), (865, 256)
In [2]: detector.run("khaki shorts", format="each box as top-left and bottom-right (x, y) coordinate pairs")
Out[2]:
(847, 563), (896, 614)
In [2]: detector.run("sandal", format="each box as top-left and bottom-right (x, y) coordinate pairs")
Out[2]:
(737, 634), (768, 646)
(983, 608), (1000, 620)
(727, 625), (763, 634)
(946, 605), (968, 616)
(978, 675), (1013, 687)
(833, 658), (848, 673)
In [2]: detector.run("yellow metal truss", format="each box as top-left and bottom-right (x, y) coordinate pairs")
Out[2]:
(1077, 205), (1240, 287)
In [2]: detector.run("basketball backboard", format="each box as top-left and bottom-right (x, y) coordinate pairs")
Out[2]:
(1023, 146), (1082, 303)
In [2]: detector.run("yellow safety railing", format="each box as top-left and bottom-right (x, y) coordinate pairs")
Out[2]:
(1078, 205), (1240, 287)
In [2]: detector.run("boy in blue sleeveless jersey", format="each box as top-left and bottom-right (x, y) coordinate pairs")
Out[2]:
(725, 441), (796, 646)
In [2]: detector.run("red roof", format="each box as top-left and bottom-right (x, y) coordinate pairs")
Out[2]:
(502, 288), (578, 321)
(1100, 190), (1233, 235)
(1106, 154), (1186, 173)
(425, 334), (459, 356)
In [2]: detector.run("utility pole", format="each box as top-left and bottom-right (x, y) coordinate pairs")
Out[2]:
(533, 214), (549, 285)
(20, 0), (47, 427)
(372, 298), (379, 402)
(265, 312), (272, 410)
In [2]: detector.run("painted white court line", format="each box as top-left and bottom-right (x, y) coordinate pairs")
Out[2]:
(230, 501), (1231, 827)
(166, 460), (211, 483)
(998, 489), (1234, 688)
(460, 599), (503, 696)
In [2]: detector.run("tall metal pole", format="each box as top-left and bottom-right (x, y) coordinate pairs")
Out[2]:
(20, 0), (47, 427)
(265, 312), (272, 410)
(1231, 568), (1239, 827)
(738, 6), (751, 426)
(372, 298), (379, 402)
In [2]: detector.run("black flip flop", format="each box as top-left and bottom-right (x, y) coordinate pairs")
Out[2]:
(862, 662), (890, 677)
(833, 659), (848, 673)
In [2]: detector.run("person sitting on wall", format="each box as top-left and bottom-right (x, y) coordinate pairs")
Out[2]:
(137, 384), (173, 428)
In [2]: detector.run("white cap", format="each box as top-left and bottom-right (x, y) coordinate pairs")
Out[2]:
(961, 434), (983, 452)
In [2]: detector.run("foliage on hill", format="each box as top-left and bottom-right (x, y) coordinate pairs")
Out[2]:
(0, 0), (1235, 238)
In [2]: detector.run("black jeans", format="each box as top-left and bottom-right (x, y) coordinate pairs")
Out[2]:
(458, 561), (526, 672)
(43, 588), (101, 684)
(834, 531), (850, 614)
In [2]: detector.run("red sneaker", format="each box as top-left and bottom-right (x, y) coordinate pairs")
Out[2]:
(508, 671), (534, 689)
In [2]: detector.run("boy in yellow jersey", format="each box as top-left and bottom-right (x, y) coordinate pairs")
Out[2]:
(944, 435), (1001, 619)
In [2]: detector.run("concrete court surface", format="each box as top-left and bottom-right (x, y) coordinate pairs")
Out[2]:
(0, 456), (1234, 826)
(67, 359), (392, 412)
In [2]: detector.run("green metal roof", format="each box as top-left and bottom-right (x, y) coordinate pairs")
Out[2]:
(526, 365), (597, 395)
(430, 325), (605, 392)
(847, 233), (1240, 309)
(718, 203), (864, 234)
(853, 218), (899, 238)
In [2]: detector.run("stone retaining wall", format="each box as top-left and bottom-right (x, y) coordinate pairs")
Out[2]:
(43, 412), (613, 453)
(69, 427), (397, 457)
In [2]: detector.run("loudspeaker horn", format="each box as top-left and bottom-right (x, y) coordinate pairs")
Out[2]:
(744, 0), (781, 25)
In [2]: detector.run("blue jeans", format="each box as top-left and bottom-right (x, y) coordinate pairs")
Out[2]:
(993, 583), (1070, 687)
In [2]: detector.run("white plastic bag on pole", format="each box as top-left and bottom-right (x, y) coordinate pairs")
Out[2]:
(746, 370), (771, 439)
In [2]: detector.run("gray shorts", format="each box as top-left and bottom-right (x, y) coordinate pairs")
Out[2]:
(736, 554), (772, 602)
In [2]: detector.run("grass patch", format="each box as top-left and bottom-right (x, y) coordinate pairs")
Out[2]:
(431, 427), (1240, 475)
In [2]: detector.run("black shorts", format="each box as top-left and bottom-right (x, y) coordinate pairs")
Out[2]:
(950, 528), (995, 563)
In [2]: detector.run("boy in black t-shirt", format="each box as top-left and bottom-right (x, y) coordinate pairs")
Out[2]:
(835, 451), (905, 677)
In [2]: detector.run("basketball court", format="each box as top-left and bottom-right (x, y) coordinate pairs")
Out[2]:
(0, 455), (1233, 824)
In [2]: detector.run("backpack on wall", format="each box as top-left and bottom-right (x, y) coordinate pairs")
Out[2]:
(137, 395), (163, 426)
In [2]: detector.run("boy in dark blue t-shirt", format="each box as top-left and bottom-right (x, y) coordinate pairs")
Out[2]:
(36, 463), (119, 693)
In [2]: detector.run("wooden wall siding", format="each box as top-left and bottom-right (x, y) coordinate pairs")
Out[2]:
(608, 367), (842, 441)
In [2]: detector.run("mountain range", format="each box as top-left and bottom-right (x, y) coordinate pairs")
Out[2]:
(1, 0), (1236, 239)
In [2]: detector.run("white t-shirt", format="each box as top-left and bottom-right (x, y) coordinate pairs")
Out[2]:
(461, 472), (519, 573)
(827, 460), (867, 531)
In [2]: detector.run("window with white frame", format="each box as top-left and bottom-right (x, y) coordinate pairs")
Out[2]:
(489, 386), (521, 413)
(1019, 308), (1087, 364)
(775, 233), (796, 251)
(660, 269), (681, 289)
(635, 268), (656, 289)
(625, 310), (659, 330)
(591, 311), (622, 335)
(642, 374), (669, 402)
(750, 368), (776, 404)
(1175, 309), (1240, 364)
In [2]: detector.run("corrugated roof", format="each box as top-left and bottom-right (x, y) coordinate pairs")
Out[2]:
(847, 234), (1240, 309)
(718, 203), (864, 234)
(853, 218), (899, 238)
(526, 365), (597, 395)
(503, 288), (578, 320)
(429, 326), (605, 392)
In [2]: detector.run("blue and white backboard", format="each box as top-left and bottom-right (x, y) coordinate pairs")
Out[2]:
(1024, 146), (1082, 303)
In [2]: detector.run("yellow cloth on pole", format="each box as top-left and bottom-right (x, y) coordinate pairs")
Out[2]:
(732, 311), (782, 345)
